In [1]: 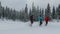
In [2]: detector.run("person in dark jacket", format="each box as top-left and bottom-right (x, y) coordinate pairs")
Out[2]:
(38, 15), (43, 26)
(30, 15), (35, 26)
(45, 16), (49, 26)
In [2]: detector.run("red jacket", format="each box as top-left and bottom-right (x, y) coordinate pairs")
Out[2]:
(45, 17), (49, 22)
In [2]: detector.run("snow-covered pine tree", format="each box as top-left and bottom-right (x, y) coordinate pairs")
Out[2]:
(52, 6), (56, 19)
(45, 3), (51, 20)
(56, 4), (60, 19)
(24, 4), (28, 22)
(0, 2), (2, 18)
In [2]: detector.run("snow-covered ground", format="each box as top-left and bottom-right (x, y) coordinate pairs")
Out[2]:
(0, 19), (60, 34)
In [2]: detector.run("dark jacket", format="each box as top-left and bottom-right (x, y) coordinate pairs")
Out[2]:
(30, 15), (33, 21)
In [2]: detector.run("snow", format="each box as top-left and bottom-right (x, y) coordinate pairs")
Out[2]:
(0, 19), (60, 34)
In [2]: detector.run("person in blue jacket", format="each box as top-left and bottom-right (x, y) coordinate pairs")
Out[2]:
(38, 15), (43, 26)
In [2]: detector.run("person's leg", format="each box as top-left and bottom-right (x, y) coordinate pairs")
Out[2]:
(40, 21), (42, 26)
(31, 21), (33, 24)
(30, 21), (33, 26)
(45, 21), (48, 26)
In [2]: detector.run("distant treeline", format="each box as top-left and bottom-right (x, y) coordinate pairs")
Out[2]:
(0, 2), (60, 22)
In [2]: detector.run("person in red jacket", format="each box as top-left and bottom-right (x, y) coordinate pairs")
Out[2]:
(45, 16), (49, 26)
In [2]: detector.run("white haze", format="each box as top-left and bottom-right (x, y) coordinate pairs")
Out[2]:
(0, 0), (60, 11)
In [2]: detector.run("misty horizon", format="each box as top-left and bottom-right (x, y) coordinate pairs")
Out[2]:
(0, 0), (60, 11)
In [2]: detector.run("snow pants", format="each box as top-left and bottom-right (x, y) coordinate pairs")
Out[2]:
(45, 21), (48, 26)
(40, 21), (42, 26)
(31, 20), (33, 25)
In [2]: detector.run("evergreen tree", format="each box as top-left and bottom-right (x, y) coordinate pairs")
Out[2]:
(45, 9), (47, 17)
(0, 2), (2, 18)
(25, 4), (28, 14)
(24, 4), (28, 21)
(56, 4), (60, 19)
(36, 6), (40, 21)
(52, 6), (56, 19)
(9, 8), (13, 19)
(1, 7), (5, 18)
(12, 9), (16, 20)
(32, 2), (36, 15)
(40, 9), (42, 16)
(5, 7), (10, 19)
(45, 3), (51, 20)
(31, 3), (40, 21)
(5, 6), (8, 18)
(41, 9), (44, 18)
(29, 8), (32, 17)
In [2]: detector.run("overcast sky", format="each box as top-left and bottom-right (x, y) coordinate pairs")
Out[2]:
(0, 0), (60, 11)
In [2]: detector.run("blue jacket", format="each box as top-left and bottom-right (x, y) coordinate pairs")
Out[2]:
(38, 16), (43, 21)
